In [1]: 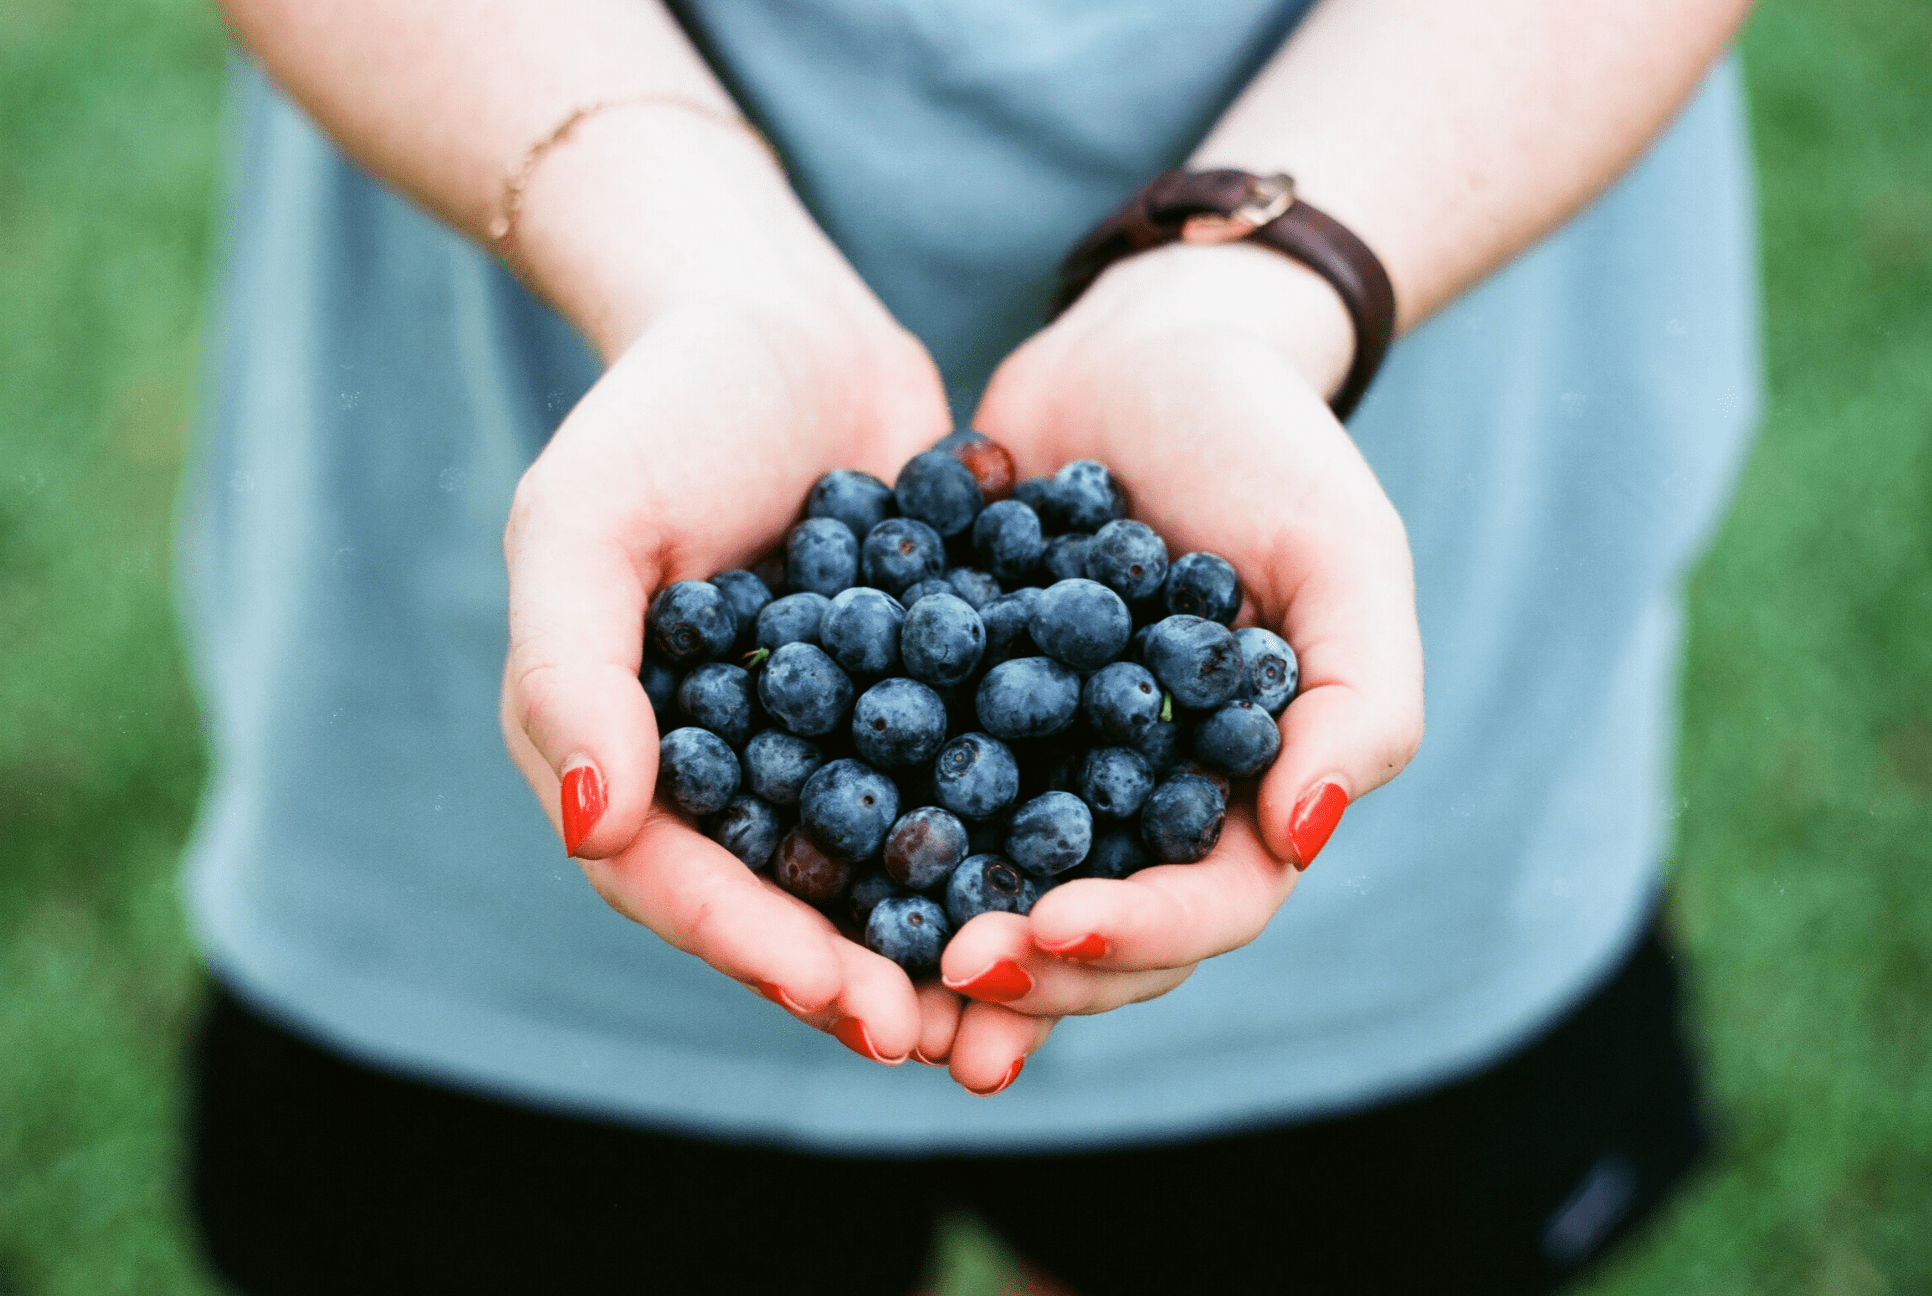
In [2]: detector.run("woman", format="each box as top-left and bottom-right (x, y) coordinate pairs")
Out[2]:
(184, 1), (1760, 1291)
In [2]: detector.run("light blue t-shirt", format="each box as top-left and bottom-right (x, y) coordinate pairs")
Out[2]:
(181, 2), (1760, 1152)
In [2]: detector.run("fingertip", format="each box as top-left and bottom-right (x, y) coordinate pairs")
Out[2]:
(949, 1003), (1054, 1095)
(829, 941), (925, 1064)
(1026, 876), (1134, 955)
(937, 912), (1031, 987)
(912, 980), (963, 1065)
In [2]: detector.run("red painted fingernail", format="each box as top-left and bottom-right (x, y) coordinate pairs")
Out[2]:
(911, 1047), (948, 1067)
(967, 1057), (1025, 1097)
(943, 960), (1033, 1003)
(1038, 933), (1107, 962)
(1288, 780), (1347, 871)
(561, 765), (606, 856)
(832, 1017), (907, 1066)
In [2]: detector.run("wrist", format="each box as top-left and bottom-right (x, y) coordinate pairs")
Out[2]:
(510, 105), (870, 360)
(1068, 241), (1356, 401)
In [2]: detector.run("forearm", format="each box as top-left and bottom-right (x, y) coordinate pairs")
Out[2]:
(1196, 0), (1754, 332)
(217, 0), (841, 357)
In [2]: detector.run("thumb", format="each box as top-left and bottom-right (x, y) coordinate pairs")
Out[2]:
(1254, 502), (1424, 870)
(501, 472), (663, 860)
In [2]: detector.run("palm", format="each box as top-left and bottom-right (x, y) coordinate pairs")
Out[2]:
(502, 301), (958, 1063)
(924, 312), (1422, 1076)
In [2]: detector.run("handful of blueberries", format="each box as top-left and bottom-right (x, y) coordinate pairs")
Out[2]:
(644, 432), (1298, 976)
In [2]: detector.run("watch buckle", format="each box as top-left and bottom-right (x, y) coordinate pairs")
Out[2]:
(1180, 173), (1296, 245)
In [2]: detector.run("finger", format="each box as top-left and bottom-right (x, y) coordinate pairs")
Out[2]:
(818, 935), (925, 1065)
(948, 1002), (1056, 1097)
(1252, 474), (1424, 868)
(579, 810), (851, 1014)
(911, 980), (964, 1066)
(940, 912), (1197, 1015)
(501, 333), (941, 862)
(979, 335), (1424, 848)
(1024, 810), (1300, 971)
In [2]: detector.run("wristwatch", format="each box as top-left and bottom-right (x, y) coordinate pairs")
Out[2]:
(1052, 169), (1397, 421)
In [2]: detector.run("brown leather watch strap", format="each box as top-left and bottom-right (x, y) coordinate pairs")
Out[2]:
(1052, 168), (1397, 421)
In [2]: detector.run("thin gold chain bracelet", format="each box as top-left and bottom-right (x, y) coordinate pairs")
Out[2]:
(488, 95), (778, 254)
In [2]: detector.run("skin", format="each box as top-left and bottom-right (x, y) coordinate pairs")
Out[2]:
(219, 0), (1754, 1102)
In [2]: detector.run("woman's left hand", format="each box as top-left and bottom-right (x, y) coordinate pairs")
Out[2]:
(930, 241), (1426, 1094)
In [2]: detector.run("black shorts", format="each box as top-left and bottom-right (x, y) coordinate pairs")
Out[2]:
(187, 919), (1707, 1296)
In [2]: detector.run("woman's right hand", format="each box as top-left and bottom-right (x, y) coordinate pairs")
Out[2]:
(498, 111), (962, 1068)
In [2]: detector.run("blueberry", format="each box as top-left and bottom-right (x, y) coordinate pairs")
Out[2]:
(883, 805), (970, 891)
(1085, 520), (1169, 603)
(1075, 746), (1155, 820)
(639, 657), (681, 722)
(799, 758), (900, 860)
(706, 794), (783, 870)
(1012, 477), (1055, 520)
(860, 517), (946, 596)
(674, 662), (759, 748)
(785, 517), (860, 598)
(710, 569), (774, 647)
(658, 727), (741, 816)
(952, 439), (1017, 503)
(1234, 626), (1299, 714)
(945, 567), (1003, 609)
(851, 677), (949, 769)
(755, 591), (832, 651)
(931, 429), (990, 453)
(932, 732), (1021, 821)
(1144, 615), (1246, 710)
(648, 580), (737, 666)
(937, 429), (1018, 501)
(807, 469), (896, 542)
(971, 499), (1046, 581)
(866, 895), (952, 973)
(749, 554), (787, 598)
(848, 870), (905, 927)
(742, 729), (825, 806)
(1030, 579), (1132, 672)
(976, 656), (1081, 740)
(900, 593), (986, 687)
(819, 587), (906, 678)
(894, 449), (984, 539)
(1168, 758), (1232, 799)
(1081, 661), (1163, 743)
(756, 642), (854, 737)
(978, 588), (1043, 664)
(1132, 715), (1186, 772)
(1192, 699), (1283, 777)
(1041, 533), (1093, 583)
(900, 578), (954, 606)
(773, 827), (854, 905)
(1140, 772), (1226, 863)
(1127, 622), (1156, 665)
(1051, 459), (1127, 533)
(945, 854), (1042, 926)
(1164, 552), (1242, 624)
(1005, 790), (1093, 878)
(1082, 827), (1148, 880)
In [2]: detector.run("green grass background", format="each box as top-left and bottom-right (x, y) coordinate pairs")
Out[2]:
(1, 1), (1928, 1292)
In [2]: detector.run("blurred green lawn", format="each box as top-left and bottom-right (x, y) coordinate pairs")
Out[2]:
(2, 1), (1929, 1293)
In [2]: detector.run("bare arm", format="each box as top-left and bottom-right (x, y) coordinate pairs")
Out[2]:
(218, 0), (960, 1068)
(953, 0), (1752, 1083)
(217, 0), (847, 357)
